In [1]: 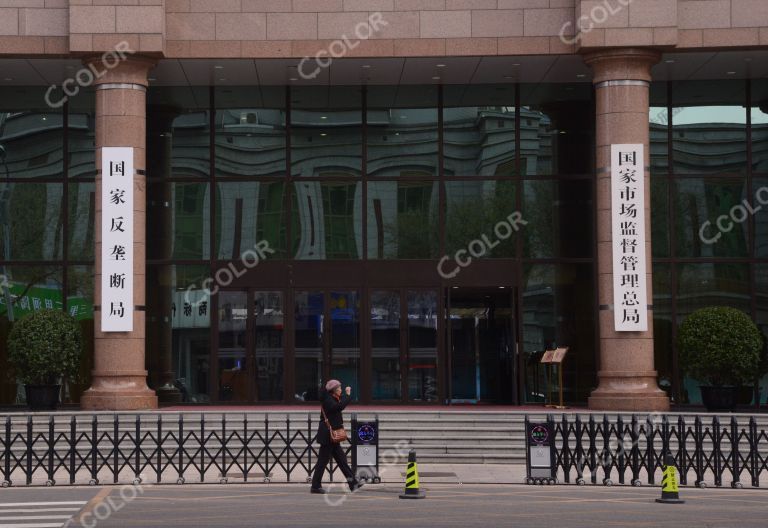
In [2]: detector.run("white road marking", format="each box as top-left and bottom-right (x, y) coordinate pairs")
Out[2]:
(0, 500), (88, 528)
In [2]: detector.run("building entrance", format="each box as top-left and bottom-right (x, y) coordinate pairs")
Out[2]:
(448, 288), (516, 404)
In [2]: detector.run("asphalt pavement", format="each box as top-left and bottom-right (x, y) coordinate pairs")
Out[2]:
(1, 483), (766, 528)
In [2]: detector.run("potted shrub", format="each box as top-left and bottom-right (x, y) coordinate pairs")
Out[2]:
(678, 306), (762, 412)
(7, 310), (82, 411)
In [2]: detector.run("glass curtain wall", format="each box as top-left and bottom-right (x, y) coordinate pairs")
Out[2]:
(143, 82), (597, 404)
(650, 78), (768, 405)
(0, 87), (95, 405)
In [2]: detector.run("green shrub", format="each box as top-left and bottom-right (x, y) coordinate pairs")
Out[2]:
(7, 310), (82, 385)
(678, 306), (762, 387)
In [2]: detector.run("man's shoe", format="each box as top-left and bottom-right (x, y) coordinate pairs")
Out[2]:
(349, 481), (365, 492)
(310, 487), (327, 494)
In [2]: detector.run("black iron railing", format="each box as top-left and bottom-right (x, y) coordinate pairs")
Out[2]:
(550, 414), (768, 488)
(1, 414), (351, 487)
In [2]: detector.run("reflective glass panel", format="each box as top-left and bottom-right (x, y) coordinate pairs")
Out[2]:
(292, 181), (362, 259)
(0, 87), (64, 179)
(674, 177), (748, 258)
(216, 181), (287, 259)
(147, 182), (210, 260)
(368, 86), (438, 177)
(0, 182), (63, 261)
(253, 291), (284, 401)
(407, 290), (438, 402)
(371, 290), (401, 400)
(443, 85), (516, 177)
(218, 291), (248, 402)
(295, 290), (324, 401)
(522, 179), (592, 258)
(671, 80), (746, 174)
(216, 87), (286, 178)
(367, 181), (439, 259)
(330, 290), (360, 401)
(445, 180), (517, 258)
(291, 87), (362, 178)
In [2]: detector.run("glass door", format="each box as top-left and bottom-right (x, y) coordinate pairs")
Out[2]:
(407, 291), (439, 402)
(217, 291), (250, 402)
(448, 288), (515, 403)
(253, 291), (284, 401)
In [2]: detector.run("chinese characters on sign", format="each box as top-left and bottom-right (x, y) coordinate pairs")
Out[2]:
(101, 147), (134, 332)
(611, 144), (648, 331)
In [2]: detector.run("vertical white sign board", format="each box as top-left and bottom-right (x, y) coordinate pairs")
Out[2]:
(101, 147), (134, 332)
(611, 144), (648, 331)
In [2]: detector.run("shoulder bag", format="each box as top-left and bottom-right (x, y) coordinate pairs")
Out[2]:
(321, 406), (348, 443)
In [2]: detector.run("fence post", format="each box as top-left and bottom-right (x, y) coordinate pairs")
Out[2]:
(645, 415), (654, 486)
(156, 415), (162, 483)
(677, 416), (687, 486)
(177, 414), (184, 484)
(616, 415), (625, 485)
(286, 414), (291, 483)
(112, 415), (119, 484)
(561, 414), (570, 484)
(263, 414), (268, 481)
(588, 415), (597, 485)
(200, 414), (206, 482)
(307, 413), (313, 482)
(90, 416), (98, 485)
(221, 414), (227, 483)
(730, 416), (740, 488)
(25, 416), (32, 486)
(47, 416), (55, 485)
(3, 417), (11, 487)
(749, 417), (758, 488)
(243, 415), (248, 482)
(694, 416), (704, 487)
(69, 416), (76, 485)
(713, 416), (722, 487)
(630, 415), (640, 485)
(135, 415), (142, 484)
(574, 415), (584, 483)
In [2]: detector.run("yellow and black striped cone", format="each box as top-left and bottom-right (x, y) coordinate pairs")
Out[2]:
(656, 454), (684, 504)
(399, 450), (426, 499)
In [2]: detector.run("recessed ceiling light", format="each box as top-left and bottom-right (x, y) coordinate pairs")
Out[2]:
(726, 71), (736, 75)
(361, 64), (371, 68)
(400, 115), (408, 119)
(320, 116), (327, 119)
(503, 76), (515, 80)
(559, 130), (566, 134)
(147, 77), (157, 81)
(576, 73), (586, 78)
(665, 59), (675, 64)
(511, 63), (520, 67)
(289, 77), (298, 81)
(320, 133), (327, 137)
(214, 65), (224, 69)
(219, 78), (227, 81)
(432, 76), (441, 80)
(436, 64), (446, 68)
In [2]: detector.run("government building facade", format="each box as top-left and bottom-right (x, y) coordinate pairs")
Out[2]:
(0, 0), (767, 410)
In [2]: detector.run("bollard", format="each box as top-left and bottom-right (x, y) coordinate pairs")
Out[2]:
(399, 450), (426, 499)
(656, 453), (685, 504)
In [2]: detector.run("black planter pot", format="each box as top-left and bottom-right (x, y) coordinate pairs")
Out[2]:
(25, 384), (61, 411)
(700, 385), (738, 412)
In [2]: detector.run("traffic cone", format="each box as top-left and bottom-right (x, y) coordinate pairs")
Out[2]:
(399, 450), (426, 499)
(655, 453), (685, 504)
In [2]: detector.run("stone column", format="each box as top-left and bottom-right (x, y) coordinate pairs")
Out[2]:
(80, 56), (158, 410)
(585, 48), (669, 412)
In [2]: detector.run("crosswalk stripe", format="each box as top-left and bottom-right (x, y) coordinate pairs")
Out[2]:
(0, 503), (86, 508)
(0, 524), (64, 528)
(0, 516), (73, 521)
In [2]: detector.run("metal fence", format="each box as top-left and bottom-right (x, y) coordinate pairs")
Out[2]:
(551, 414), (768, 488)
(1, 414), (352, 487)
